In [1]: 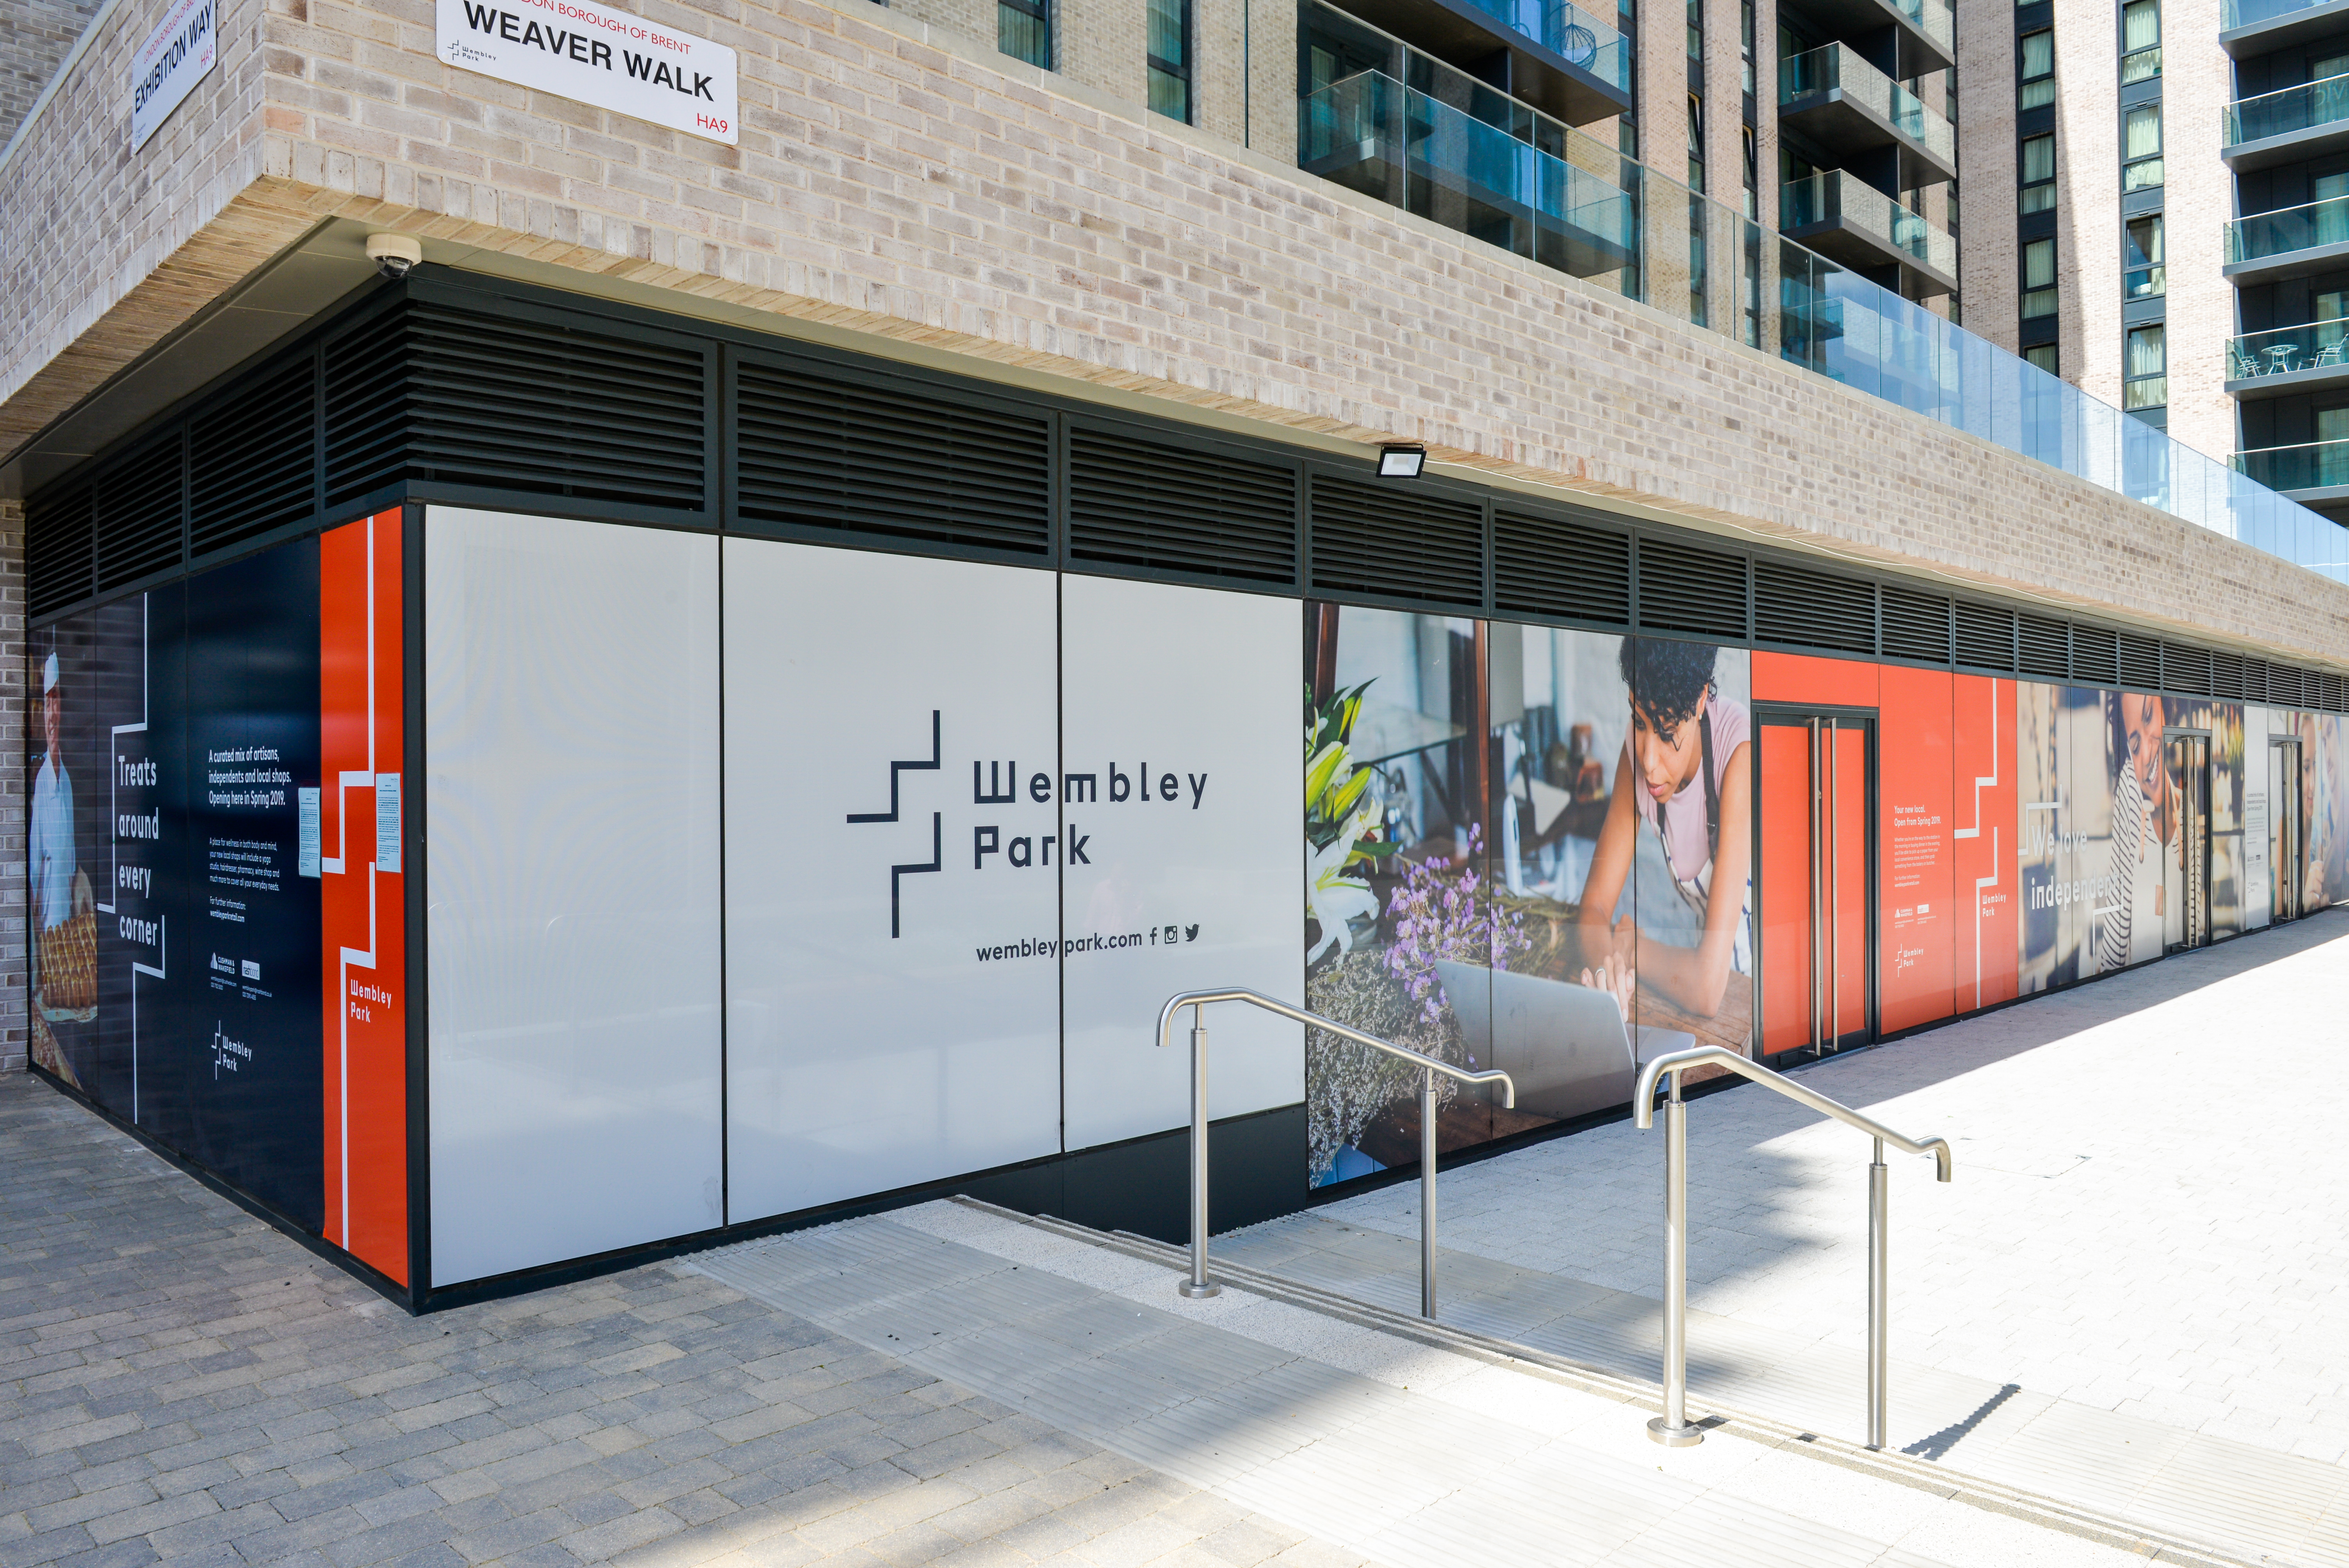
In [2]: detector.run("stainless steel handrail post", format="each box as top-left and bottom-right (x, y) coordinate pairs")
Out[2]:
(1634, 1046), (1952, 1450)
(1868, 1136), (1888, 1449)
(1647, 1072), (1701, 1446)
(1156, 987), (1513, 1313)
(1420, 1067), (1439, 1318)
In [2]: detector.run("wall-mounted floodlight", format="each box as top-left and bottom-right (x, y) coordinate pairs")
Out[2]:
(1377, 443), (1428, 478)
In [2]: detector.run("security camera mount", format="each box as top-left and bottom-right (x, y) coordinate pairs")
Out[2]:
(365, 233), (423, 281)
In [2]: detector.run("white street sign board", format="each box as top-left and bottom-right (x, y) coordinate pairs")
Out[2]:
(435, 0), (739, 145)
(130, 0), (217, 150)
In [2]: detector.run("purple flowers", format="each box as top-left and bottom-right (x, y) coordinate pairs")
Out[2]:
(1381, 825), (1529, 1026)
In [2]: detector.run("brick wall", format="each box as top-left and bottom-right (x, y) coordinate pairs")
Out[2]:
(2163, 0), (2235, 467)
(2054, 0), (2122, 406)
(1956, 0), (2019, 355)
(1, 0), (2347, 675)
(0, 0), (103, 151)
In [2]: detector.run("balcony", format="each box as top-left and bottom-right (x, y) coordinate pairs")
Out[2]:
(1779, 44), (1957, 187)
(1301, 71), (1636, 278)
(2227, 318), (2349, 396)
(2221, 0), (2349, 59)
(1335, 0), (1633, 124)
(2224, 195), (2349, 284)
(1780, 170), (1958, 294)
(1783, 0), (1953, 75)
(2233, 437), (2349, 502)
(2222, 73), (2349, 171)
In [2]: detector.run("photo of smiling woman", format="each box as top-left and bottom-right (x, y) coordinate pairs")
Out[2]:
(2097, 690), (2169, 971)
(1575, 638), (1756, 1028)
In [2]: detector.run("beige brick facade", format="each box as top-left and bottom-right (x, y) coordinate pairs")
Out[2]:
(1955, 4), (2019, 351)
(0, 0), (2345, 684)
(2163, 0), (2234, 467)
(0, 0), (101, 150)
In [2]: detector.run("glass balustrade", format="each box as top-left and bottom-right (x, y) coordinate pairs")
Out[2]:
(1452, 0), (1630, 91)
(1779, 43), (1956, 167)
(2223, 0), (2334, 29)
(2228, 194), (2349, 262)
(2224, 72), (2349, 146)
(1293, 15), (2349, 584)
(2228, 317), (2349, 380)
(1781, 170), (1958, 276)
(1885, 0), (1954, 53)
(2233, 438), (2349, 491)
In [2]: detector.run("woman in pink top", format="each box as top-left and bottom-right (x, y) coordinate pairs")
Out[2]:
(1574, 639), (1754, 1020)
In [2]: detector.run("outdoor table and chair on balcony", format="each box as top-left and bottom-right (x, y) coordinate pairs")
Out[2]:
(2227, 314), (2349, 384)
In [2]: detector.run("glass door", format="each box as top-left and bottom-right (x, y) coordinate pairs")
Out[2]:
(1757, 712), (1874, 1058)
(2163, 732), (2211, 952)
(2272, 739), (2303, 923)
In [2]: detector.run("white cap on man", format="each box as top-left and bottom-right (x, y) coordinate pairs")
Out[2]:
(41, 653), (57, 695)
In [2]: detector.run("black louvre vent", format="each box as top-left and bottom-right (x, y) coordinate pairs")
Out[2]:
(2242, 657), (2269, 702)
(1493, 509), (1631, 625)
(1880, 584), (1951, 664)
(411, 303), (708, 511)
(2326, 672), (2346, 711)
(324, 305), (412, 506)
(1954, 602), (2016, 672)
(1636, 538), (1748, 639)
(27, 484), (95, 622)
(736, 360), (1046, 555)
(2272, 665), (2305, 706)
(95, 436), (185, 596)
(1308, 476), (1484, 608)
(1067, 428), (1294, 584)
(2072, 625), (2118, 685)
(2117, 633), (2160, 690)
(1755, 561), (1874, 653)
(191, 359), (314, 558)
(2162, 643), (2211, 697)
(2018, 614), (2069, 679)
(2212, 652), (2245, 700)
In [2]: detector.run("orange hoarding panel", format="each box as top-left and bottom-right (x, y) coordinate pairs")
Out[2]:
(320, 510), (408, 1284)
(1953, 674), (2019, 1010)
(1878, 665), (1953, 1033)
(1754, 650), (1879, 708)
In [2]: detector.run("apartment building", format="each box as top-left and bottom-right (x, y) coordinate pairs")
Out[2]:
(3, 0), (2349, 1306)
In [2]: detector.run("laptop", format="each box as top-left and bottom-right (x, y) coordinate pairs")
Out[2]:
(1433, 959), (1697, 1122)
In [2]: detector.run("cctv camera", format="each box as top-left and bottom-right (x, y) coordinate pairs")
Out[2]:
(365, 233), (423, 281)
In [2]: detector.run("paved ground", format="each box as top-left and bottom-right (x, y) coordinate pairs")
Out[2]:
(0, 1076), (1361, 1568)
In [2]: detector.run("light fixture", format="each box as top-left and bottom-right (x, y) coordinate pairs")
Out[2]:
(1377, 443), (1427, 478)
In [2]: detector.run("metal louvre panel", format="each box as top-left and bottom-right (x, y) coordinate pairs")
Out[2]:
(2326, 672), (2346, 711)
(2072, 625), (2119, 686)
(2117, 633), (2161, 690)
(2242, 656), (2270, 702)
(1636, 538), (1748, 639)
(324, 305), (413, 506)
(2162, 643), (2212, 697)
(1953, 602), (2016, 672)
(2272, 665), (2305, 706)
(410, 303), (708, 510)
(1879, 584), (1952, 664)
(735, 359), (1049, 555)
(191, 360), (315, 558)
(1492, 508), (1631, 625)
(27, 484), (95, 622)
(2212, 652), (2245, 700)
(96, 436), (185, 596)
(1309, 476), (1484, 608)
(1754, 561), (1874, 653)
(2017, 614), (2068, 679)
(1067, 427), (1294, 584)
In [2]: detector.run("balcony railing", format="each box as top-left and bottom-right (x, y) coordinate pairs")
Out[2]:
(1779, 44), (1956, 167)
(1782, 170), (1957, 276)
(2224, 0), (2337, 28)
(2228, 317), (2349, 380)
(1454, 0), (1631, 91)
(2226, 194), (2349, 263)
(1289, 8), (2349, 585)
(2233, 437), (2349, 490)
(2224, 71), (2349, 146)
(1889, 0), (1954, 54)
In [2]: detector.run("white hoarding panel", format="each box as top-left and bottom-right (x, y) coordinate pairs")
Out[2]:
(1060, 576), (1302, 1149)
(130, 0), (218, 150)
(2246, 704), (2272, 930)
(435, 0), (739, 145)
(724, 540), (1061, 1222)
(426, 508), (724, 1286)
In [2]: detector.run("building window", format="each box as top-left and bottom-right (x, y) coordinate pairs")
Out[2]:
(998, 0), (1049, 66)
(2125, 215), (2165, 298)
(2024, 343), (2060, 376)
(1742, 124), (1758, 219)
(2122, 0), (2160, 81)
(2023, 237), (2058, 319)
(1741, 0), (1756, 93)
(1688, 93), (1706, 191)
(2123, 104), (2163, 189)
(1147, 0), (1191, 120)
(2125, 323), (2167, 409)
(1688, 0), (1702, 59)
(2020, 133), (2056, 212)
(2019, 30), (2054, 110)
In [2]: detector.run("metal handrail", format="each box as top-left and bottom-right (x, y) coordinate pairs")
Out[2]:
(1632, 1046), (1953, 1452)
(1156, 988), (1515, 1317)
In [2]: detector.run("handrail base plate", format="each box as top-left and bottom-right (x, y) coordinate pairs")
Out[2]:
(1647, 1418), (1705, 1447)
(1178, 1281), (1222, 1299)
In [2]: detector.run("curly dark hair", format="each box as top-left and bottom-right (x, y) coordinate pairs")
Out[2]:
(1620, 637), (1719, 730)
